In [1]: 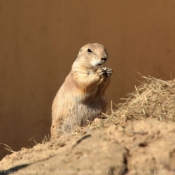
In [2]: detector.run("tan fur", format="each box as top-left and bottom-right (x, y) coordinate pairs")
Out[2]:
(51, 43), (113, 137)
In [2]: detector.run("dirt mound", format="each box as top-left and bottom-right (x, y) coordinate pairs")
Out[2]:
(1, 77), (175, 174)
(1, 119), (175, 175)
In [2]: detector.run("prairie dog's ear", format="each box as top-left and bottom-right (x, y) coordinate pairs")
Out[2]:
(79, 48), (82, 53)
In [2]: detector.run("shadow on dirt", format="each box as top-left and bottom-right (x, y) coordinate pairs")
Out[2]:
(0, 164), (29, 175)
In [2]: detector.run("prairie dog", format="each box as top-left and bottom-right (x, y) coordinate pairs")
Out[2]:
(51, 43), (113, 137)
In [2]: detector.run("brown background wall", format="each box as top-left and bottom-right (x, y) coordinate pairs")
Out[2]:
(0, 0), (175, 159)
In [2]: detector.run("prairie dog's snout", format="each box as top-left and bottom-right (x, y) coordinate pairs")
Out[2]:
(101, 57), (107, 62)
(95, 56), (108, 66)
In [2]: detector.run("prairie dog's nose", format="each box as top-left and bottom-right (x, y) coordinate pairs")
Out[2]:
(101, 57), (107, 62)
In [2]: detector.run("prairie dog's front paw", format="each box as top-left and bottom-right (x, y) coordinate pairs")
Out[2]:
(97, 68), (106, 78)
(105, 67), (113, 77)
(100, 67), (113, 77)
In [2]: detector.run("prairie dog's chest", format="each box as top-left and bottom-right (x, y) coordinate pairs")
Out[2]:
(83, 86), (100, 101)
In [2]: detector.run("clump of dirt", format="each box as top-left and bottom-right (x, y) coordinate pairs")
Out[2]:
(1, 76), (175, 175)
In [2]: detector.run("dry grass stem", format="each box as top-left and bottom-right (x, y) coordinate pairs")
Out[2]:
(29, 135), (38, 145)
(0, 143), (16, 153)
(107, 76), (175, 125)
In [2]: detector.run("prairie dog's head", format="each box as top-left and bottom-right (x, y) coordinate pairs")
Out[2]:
(73, 43), (108, 70)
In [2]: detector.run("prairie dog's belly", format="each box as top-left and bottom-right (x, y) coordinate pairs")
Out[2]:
(62, 98), (103, 132)
(52, 90), (105, 133)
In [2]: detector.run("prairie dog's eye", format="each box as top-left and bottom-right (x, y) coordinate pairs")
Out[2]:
(87, 48), (92, 53)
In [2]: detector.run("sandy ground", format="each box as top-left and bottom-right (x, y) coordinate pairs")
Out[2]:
(0, 118), (175, 175)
